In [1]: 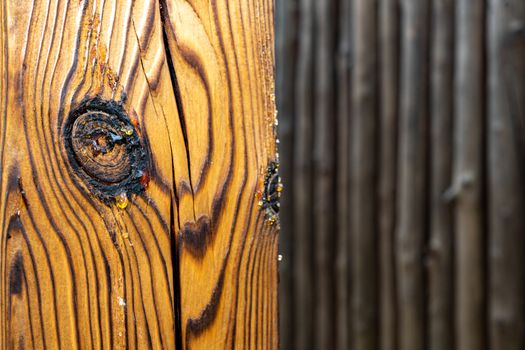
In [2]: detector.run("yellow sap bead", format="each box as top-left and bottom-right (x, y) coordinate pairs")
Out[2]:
(121, 126), (134, 136)
(115, 192), (129, 209)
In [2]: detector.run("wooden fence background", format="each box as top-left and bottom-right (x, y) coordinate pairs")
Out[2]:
(275, 0), (525, 349)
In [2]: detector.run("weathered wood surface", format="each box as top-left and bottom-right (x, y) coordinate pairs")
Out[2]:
(0, 0), (278, 348)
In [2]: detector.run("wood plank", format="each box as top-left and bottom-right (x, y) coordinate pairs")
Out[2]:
(160, 0), (279, 348)
(0, 0), (185, 348)
(488, 0), (525, 348)
(0, 0), (278, 348)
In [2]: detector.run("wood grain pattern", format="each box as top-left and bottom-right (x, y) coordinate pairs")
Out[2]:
(0, 0), (278, 348)
(159, 0), (278, 349)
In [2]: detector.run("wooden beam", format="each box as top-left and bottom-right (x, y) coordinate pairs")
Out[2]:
(0, 0), (278, 348)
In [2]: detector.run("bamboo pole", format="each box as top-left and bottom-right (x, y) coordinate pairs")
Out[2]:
(453, 0), (486, 349)
(395, 0), (430, 348)
(336, 0), (352, 348)
(428, 0), (455, 349)
(313, 0), (337, 348)
(378, 0), (400, 348)
(293, 0), (316, 348)
(351, 0), (379, 348)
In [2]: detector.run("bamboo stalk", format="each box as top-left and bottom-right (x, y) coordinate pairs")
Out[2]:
(395, 0), (430, 348)
(293, 0), (316, 348)
(378, 0), (400, 348)
(336, 0), (352, 348)
(427, 0), (455, 349)
(351, 0), (379, 348)
(453, 0), (486, 349)
(313, 0), (337, 347)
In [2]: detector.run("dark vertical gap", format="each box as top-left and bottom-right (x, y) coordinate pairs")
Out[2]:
(450, 3), (457, 349)
(275, 0), (299, 348)
(480, 1), (488, 346)
(170, 199), (183, 350)
(159, 0), (197, 221)
(158, 1), (185, 348)
(423, 1), (433, 349)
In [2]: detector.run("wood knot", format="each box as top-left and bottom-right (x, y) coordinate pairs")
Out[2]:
(64, 97), (149, 204)
(259, 160), (282, 225)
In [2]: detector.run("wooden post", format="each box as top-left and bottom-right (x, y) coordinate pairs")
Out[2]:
(0, 0), (278, 348)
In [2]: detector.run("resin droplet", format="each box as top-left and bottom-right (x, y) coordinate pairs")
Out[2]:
(121, 125), (134, 136)
(115, 192), (129, 209)
(122, 232), (129, 239)
(276, 182), (284, 193)
(278, 254), (283, 262)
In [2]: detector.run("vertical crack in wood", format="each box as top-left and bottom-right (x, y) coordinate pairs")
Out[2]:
(158, 1), (185, 348)
(158, 0), (197, 220)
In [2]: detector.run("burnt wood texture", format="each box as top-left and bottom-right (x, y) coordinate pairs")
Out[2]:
(0, 0), (278, 349)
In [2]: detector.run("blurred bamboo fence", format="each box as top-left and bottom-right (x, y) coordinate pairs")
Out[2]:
(275, 0), (525, 349)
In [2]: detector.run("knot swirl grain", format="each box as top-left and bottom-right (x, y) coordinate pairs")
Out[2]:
(65, 98), (148, 203)
(260, 161), (282, 224)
